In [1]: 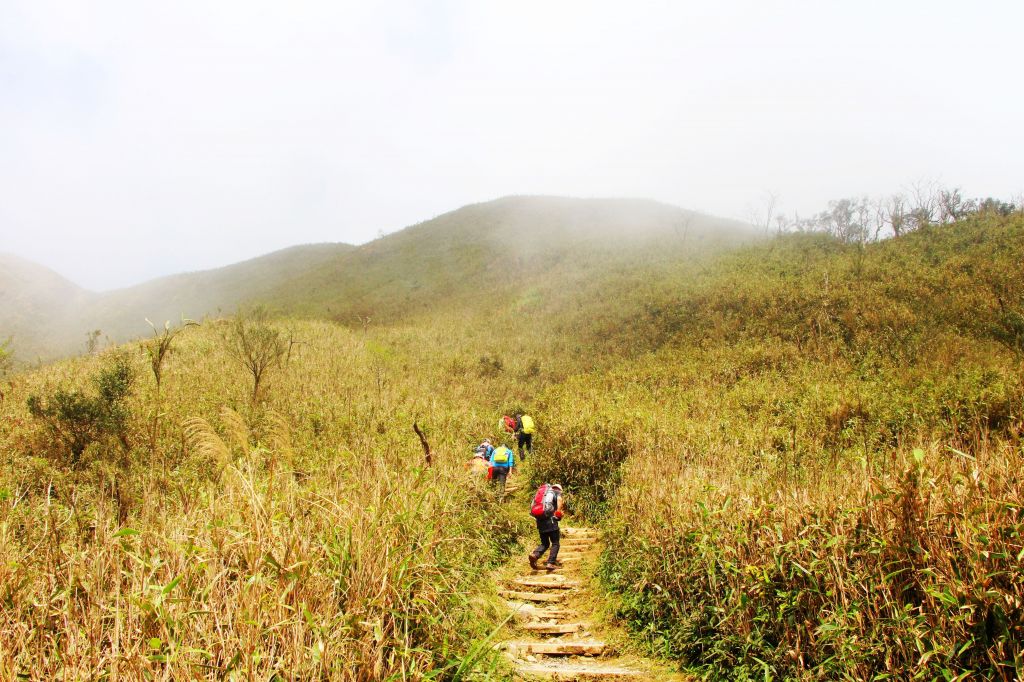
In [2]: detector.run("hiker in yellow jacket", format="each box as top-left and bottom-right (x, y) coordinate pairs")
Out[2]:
(514, 413), (536, 461)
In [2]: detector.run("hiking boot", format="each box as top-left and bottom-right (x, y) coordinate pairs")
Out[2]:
(545, 562), (561, 572)
(528, 553), (540, 570)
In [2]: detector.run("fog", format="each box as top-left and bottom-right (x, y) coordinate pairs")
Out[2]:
(1, 1), (1022, 290)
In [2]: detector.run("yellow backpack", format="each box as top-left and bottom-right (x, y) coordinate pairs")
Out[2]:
(521, 415), (536, 434)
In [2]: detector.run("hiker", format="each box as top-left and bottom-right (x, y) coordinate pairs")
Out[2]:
(499, 414), (517, 435)
(529, 483), (564, 571)
(514, 413), (536, 460)
(474, 439), (494, 459)
(488, 443), (516, 495)
(465, 440), (493, 477)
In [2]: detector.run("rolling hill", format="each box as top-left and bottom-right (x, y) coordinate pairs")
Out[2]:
(0, 242), (355, 361)
(0, 253), (93, 361)
(1, 196), (753, 362)
(0, 205), (1021, 679)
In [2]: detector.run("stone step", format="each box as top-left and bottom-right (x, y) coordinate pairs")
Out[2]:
(508, 604), (575, 621)
(513, 577), (581, 589)
(526, 569), (581, 577)
(513, 661), (644, 680)
(500, 590), (565, 603)
(520, 622), (585, 635)
(506, 640), (607, 657)
(561, 527), (599, 536)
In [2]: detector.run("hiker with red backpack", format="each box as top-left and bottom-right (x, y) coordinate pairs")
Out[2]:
(529, 483), (564, 571)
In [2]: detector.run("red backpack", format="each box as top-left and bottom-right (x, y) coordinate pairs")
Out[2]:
(530, 484), (557, 518)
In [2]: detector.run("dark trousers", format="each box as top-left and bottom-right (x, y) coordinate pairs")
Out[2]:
(491, 466), (508, 494)
(533, 527), (560, 564)
(516, 432), (532, 459)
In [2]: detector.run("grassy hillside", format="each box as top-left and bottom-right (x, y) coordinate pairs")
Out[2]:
(267, 196), (751, 326)
(1, 196), (750, 363)
(0, 318), (533, 679)
(1, 208), (1021, 679)
(533, 212), (1024, 679)
(0, 253), (92, 361)
(73, 242), (357, 345)
(0, 243), (355, 362)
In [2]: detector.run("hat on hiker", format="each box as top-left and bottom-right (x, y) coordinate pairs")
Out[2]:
(551, 484), (562, 491)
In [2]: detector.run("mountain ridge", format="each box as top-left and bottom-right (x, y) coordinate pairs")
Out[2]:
(0, 195), (754, 362)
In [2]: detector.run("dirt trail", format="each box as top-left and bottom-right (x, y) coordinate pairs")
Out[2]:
(494, 487), (685, 680)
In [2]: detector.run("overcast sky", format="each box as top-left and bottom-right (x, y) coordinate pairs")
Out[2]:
(1, 1), (1022, 290)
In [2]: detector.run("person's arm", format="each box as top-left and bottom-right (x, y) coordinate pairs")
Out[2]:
(555, 494), (564, 518)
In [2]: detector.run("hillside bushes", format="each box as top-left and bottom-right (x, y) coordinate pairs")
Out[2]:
(602, 446), (1024, 679)
(529, 420), (633, 520)
(581, 213), (1024, 679)
(0, 321), (528, 679)
(25, 352), (136, 467)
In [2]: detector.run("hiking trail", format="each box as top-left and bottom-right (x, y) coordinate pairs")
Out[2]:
(494, 484), (685, 681)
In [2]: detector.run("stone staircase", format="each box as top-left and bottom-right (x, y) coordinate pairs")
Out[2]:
(497, 526), (652, 681)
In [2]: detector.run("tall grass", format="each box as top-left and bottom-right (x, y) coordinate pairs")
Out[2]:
(601, 441), (1023, 679)
(569, 214), (1024, 679)
(1, 211), (1021, 679)
(0, 320), (527, 679)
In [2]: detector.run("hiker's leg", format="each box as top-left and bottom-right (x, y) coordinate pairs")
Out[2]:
(495, 469), (507, 496)
(525, 433), (533, 456)
(547, 527), (561, 564)
(534, 530), (551, 558)
(540, 530), (554, 559)
(516, 433), (527, 461)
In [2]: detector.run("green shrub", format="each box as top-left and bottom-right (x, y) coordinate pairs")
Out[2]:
(26, 352), (135, 466)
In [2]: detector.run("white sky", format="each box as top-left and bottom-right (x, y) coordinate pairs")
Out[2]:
(1, 1), (1022, 290)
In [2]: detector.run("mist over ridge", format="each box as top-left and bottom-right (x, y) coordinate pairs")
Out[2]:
(0, 195), (754, 362)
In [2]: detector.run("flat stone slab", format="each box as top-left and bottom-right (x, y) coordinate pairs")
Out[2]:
(514, 661), (644, 680)
(509, 604), (575, 621)
(507, 640), (607, 657)
(513, 577), (581, 589)
(500, 590), (565, 603)
(521, 622), (584, 635)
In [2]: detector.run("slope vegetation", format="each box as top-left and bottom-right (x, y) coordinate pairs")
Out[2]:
(1, 207), (1020, 679)
(533, 212), (1024, 679)
(0, 253), (92, 360)
(0, 243), (354, 361)
(267, 196), (751, 326)
(1, 196), (749, 362)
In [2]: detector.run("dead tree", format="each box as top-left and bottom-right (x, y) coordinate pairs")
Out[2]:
(412, 422), (434, 467)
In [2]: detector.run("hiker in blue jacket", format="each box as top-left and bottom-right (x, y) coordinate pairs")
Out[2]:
(488, 443), (516, 496)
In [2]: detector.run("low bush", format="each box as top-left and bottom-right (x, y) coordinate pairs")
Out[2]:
(25, 352), (136, 467)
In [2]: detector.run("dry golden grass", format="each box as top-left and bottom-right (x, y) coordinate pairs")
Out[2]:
(0, 319), (527, 680)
